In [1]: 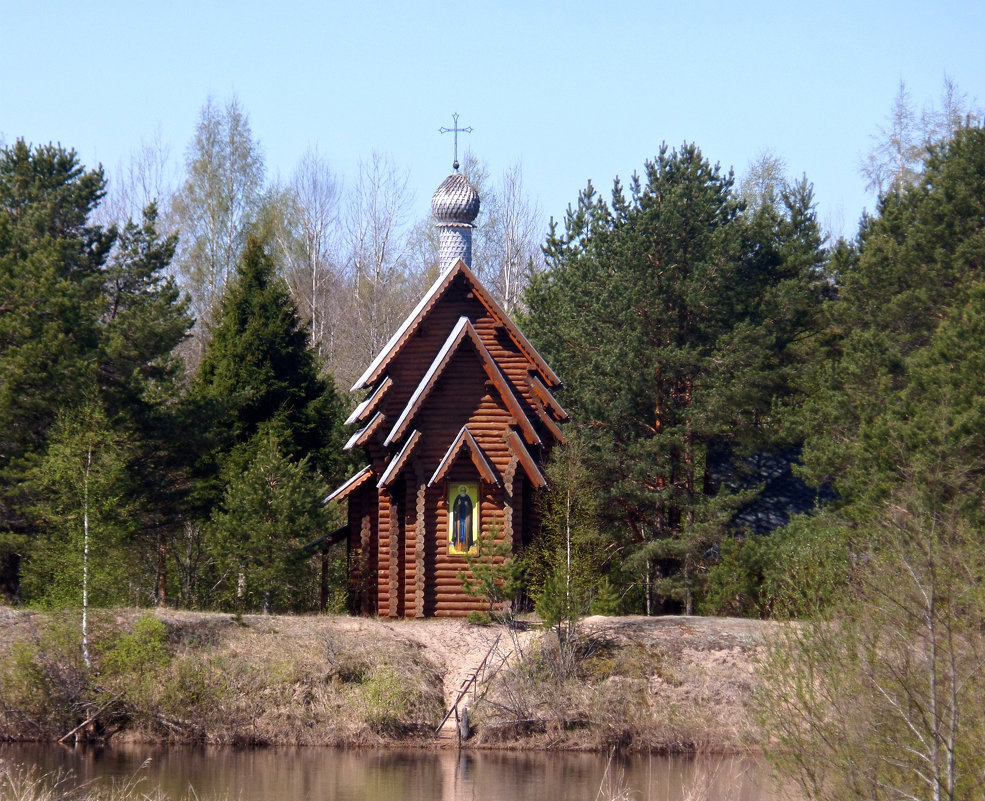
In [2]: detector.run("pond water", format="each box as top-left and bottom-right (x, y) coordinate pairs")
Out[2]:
(0, 743), (785, 801)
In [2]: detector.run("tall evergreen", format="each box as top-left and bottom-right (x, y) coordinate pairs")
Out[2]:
(209, 431), (328, 614)
(189, 236), (349, 609)
(191, 236), (349, 506)
(0, 141), (194, 602)
(0, 143), (111, 539)
(525, 144), (825, 613)
(798, 125), (985, 511)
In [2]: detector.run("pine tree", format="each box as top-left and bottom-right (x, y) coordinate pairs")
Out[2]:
(799, 125), (985, 509)
(525, 144), (825, 614)
(0, 142), (113, 596)
(0, 142), (195, 603)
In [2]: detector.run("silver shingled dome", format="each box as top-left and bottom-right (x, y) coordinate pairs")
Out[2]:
(431, 173), (480, 224)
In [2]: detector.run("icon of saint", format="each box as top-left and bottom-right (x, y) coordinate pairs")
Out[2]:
(453, 485), (473, 551)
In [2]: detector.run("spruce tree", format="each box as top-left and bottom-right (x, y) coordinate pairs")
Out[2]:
(798, 125), (985, 510)
(209, 431), (328, 613)
(191, 236), (348, 494)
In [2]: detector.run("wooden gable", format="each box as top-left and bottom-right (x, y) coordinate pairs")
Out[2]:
(429, 426), (499, 487)
(351, 259), (561, 394)
(327, 258), (565, 618)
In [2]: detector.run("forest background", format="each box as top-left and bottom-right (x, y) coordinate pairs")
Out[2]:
(0, 79), (983, 626)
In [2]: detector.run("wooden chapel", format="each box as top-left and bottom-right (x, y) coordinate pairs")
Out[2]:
(325, 170), (567, 617)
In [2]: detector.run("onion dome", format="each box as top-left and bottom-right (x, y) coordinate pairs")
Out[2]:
(431, 173), (480, 224)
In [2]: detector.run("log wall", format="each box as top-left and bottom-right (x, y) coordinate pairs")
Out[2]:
(349, 272), (553, 617)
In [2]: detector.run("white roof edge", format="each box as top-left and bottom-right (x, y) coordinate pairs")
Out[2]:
(506, 430), (548, 487)
(466, 430), (500, 486)
(462, 264), (562, 387)
(530, 373), (569, 420)
(344, 376), (391, 425)
(350, 258), (562, 393)
(385, 315), (541, 448)
(350, 260), (459, 392)
(427, 426), (499, 487)
(427, 426), (469, 487)
(376, 430), (420, 489)
(383, 317), (471, 446)
(344, 411), (382, 451)
(324, 465), (372, 504)
(471, 332), (542, 446)
(344, 397), (370, 427)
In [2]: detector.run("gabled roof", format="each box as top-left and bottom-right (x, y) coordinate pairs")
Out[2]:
(377, 430), (421, 489)
(344, 376), (393, 426)
(351, 259), (561, 392)
(344, 411), (385, 451)
(506, 429), (548, 488)
(533, 402), (567, 446)
(324, 465), (373, 504)
(529, 373), (568, 421)
(384, 316), (541, 447)
(428, 426), (499, 487)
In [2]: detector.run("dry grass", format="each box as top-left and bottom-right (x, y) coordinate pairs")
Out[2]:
(0, 609), (774, 753)
(0, 610), (444, 747)
(0, 759), (198, 801)
(474, 617), (771, 753)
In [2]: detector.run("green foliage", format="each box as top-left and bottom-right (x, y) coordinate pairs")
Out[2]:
(362, 665), (408, 732)
(799, 126), (985, 510)
(588, 577), (621, 616)
(525, 143), (825, 614)
(457, 521), (524, 617)
(528, 432), (601, 616)
(23, 399), (135, 608)
(0, 142), (111, 570)
(529, 433), (602, 639)
(208, 430), (328, 613)
(534, 567), (590, 644)
(0, 614), (96, 734)
(759, 479), (985, 801)
(0, 141), (194, 604)
(703, 514), (853, 619)
(102, 615), (169, 676)
(191, 236), (349, 510)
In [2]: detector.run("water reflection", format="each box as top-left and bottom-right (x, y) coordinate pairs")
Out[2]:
(0, 743), (780, 801)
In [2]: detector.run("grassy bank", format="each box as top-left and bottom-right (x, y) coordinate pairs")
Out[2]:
(0, 608), (771, 752)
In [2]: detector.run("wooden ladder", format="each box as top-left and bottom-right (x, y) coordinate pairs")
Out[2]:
(435, 634), (501, 741)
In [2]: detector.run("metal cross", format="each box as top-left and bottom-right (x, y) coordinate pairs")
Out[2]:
(439, 113), (473, 172)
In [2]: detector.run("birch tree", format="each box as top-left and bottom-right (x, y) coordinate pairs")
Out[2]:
(171, 96), (265, 343)
(485, 161), (542, 313)
(341, 151), (415, 382)
(860, 78), (982, 198)
(269, 150), (346, 371)
(27, 400), (133, 665)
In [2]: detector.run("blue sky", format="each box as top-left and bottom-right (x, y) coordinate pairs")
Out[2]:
(2, 0), (983, 241)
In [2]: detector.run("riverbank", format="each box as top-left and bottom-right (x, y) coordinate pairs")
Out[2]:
(0, 608), (774, 753)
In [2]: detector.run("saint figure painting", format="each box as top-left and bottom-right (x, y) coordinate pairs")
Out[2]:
(449, 483), (478, 554)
